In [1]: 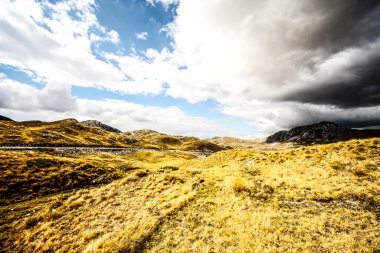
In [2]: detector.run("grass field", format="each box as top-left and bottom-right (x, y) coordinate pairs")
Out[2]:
(0, 138), (379, 252)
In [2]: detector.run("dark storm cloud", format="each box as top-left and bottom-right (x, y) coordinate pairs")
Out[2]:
(335, 119), (380, 128)
(281, 0), (380, 109)
(272, 104), (380, 131)
(283, 55), (380, 108)
(299, 0), (380, 52)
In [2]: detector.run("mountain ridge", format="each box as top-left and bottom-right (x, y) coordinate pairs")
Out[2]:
(266, 121), (380, 144)
(0, 116), (224, 152)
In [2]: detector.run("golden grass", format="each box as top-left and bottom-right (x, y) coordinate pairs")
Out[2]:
(0, 150), (196, 205)
(2, 170), (197, 252)
(1, 138), (379, 252)
(0, 119), (224, 151)
(0, 151), (122, 205)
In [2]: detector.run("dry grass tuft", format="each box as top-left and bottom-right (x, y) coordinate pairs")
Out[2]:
(226, 177), (250, 193)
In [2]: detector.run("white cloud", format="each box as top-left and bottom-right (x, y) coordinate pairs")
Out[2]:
(39, 82), (77, 112)
(74, 99), (225, 138)
(0, 78), (41, 111)
(135, 32), (148, 40)
(0, 0), (137, 94)
(90, 30), (120, 43)
(1, 0), (379, 137)
(0, 76), (229, 138)
(145, 0), (179, 9)
(140, 0), (380, 134)
(107, 30), (120, 43)
(0, 76), (77, 112)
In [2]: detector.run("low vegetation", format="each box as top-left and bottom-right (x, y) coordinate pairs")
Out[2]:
(1, 138), (379, 252)
(0, 150), (195, 205)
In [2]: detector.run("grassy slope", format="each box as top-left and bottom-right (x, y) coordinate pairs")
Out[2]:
(0, 150), (196, 205)
(0, 119), (223, 151)
(0, 151), (125, 205)
(0, 138), (379, 252)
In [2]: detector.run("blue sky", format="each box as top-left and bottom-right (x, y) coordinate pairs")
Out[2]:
(0, 0), (379, 137)
(0, 0), (255, 137)
(95, 0), (176, 53)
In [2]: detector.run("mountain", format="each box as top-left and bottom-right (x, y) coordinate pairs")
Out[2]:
(266, 121), (380, 144)
(125, 129), (224, 152)
(81, 120), (122, 133)
(0, 115), (13, 121)
(0, 118), (224, 151)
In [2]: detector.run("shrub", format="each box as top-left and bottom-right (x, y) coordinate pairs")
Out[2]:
(135, 171), (149, 178)
(364, 163), (377, 171)
(159, 137), (181, 145)
(353, 169), (367, 177)
(227, 177), (250, 193)
(118, 166), (140, 173)
(356, 155), (366, 161)
(24, 216), (42, 229)
(164, 174), (184, 184)
(160, 166), (179, 171)
(329, 160), (346, 170)
(26, 158), (57, 168)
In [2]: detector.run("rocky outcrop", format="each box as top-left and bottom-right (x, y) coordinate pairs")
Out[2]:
(81, 120), (122, 133)
(266, 121), (354, 144)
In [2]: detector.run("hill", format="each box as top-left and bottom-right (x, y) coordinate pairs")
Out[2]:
(0, 115), (13, 121)
(0, 137), (379, 252)
(0, 118), (224, 152)
(81, 120), (122, 133)
(267, 121), (380, 144)
(0, 149), (196, 205)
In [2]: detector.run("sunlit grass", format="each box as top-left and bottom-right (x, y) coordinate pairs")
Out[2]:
(1, 138), (379, 252)
(0, 119), (224, 151)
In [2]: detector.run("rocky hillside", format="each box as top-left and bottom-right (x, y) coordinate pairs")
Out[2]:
(266, 121), (380, 144)
(0, 117), (224, 152)
(81, 120), (122, 133)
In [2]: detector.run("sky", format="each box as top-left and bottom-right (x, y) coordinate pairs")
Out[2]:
(0, 0), (379, 138)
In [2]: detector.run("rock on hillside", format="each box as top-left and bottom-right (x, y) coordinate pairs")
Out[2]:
(266, 121), (353, 144)
(127, 129), (160, 137)
(81, 120), (122, 133)
(0, 115), (13, 121)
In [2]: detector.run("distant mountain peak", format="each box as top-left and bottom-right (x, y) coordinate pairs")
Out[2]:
(81, 120), (122, 133)
(318, 121), (337, 125)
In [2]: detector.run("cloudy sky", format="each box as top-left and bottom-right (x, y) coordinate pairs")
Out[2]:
(1, 0), (379, 138)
